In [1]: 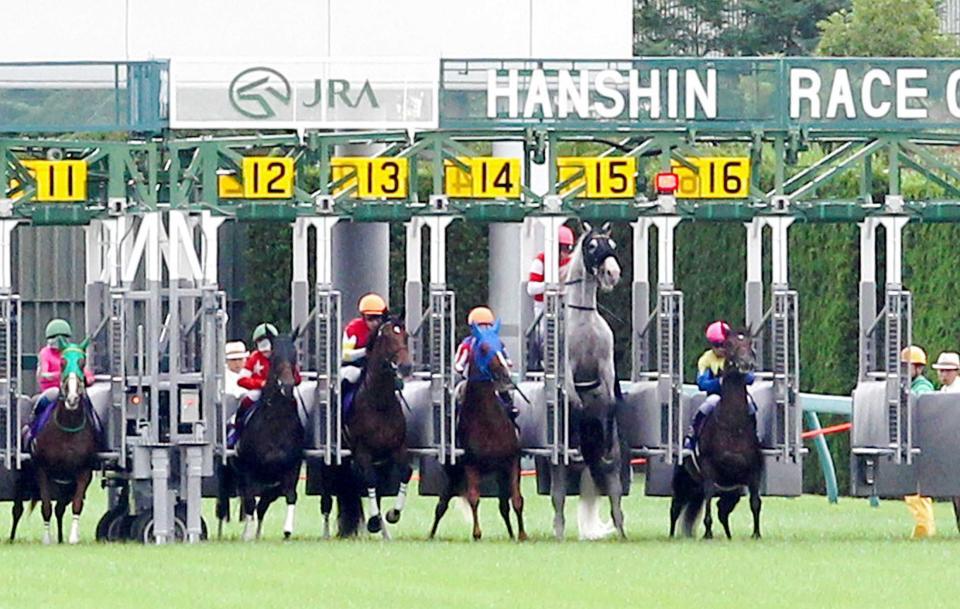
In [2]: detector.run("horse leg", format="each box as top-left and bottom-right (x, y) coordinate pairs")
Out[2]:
(428, 468), (456, 540)
(606, 469), (626, 540)
(717, 492), (740, 540)
(496, 468), (514, 540)
(702, 482), (716, 540)
(55, 499), (67, 544)
(953, 497), (960, 533)
(255, 485), (282, 540)
(239, 476), (257, 542)
(510, 459), (527, 542)
(466, 466), (482, 541)
(68, 469), (92, 544)
(37, 468), (53, 545)
(551, 463), (567, 540)
(354, 452), (383, 535)
(320, 489), (333, 540)
(748, 478), (762, 540)
(386, 452), (412, 525)
(10, 497), (24, 542)
(281, 465), (299, 540)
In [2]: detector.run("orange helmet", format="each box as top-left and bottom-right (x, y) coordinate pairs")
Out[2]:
(559, 225), (575, 246)
(467, 306), (495, 325)
(358, 293), (387, 315)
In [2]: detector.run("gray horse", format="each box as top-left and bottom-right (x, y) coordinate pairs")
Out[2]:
(550, 222), (625, 540)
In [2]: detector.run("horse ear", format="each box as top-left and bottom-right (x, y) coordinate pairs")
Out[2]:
(57, 336), (68, 351)
(290, 325), (301, 343)
(601, 222), (611, 234)
(582, 221), (593, 234)
(471, 322), (481, 340)
(79, 338), (90, 351)
(493, 317), (501, 334)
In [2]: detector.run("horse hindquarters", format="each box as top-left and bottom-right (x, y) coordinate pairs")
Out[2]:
(670, 464), (705, 538)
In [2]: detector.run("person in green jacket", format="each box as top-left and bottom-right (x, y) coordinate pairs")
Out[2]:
(901, 345), (935, 538)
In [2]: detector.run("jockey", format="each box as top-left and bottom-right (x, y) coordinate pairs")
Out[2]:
(526, 225), (576, 371)
(340, 293), (388, 414)
(683, 320), (756, 452)
(25, 318), (97, 446)
(229, 323), (302, 446)
(454, 306), (517, 420)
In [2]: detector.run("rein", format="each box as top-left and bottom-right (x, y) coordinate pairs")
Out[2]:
(53, 403), (87, 434)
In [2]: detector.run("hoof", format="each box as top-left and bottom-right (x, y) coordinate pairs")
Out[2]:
(752, 532), (762, 540)
(703, 532), (713, 540)
(385, 509), (401, 524)
(283, 531), (291, 540)
(518, 532), (528, 542)
(367, 515), (382, 534)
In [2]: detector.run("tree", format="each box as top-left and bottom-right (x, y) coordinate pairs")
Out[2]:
(817, 0), (958, 57)
(721, 0), (850, 56)
(634, 0), (729, 56)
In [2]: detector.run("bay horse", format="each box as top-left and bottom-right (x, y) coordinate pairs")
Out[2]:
(669, 329), (763, 539)
(321, 316), (413, 539)
(552, 222), (625, 540)
(428, 320), (525, 541)
(11, 338), (97, 544)
(216, 332), (305, 541)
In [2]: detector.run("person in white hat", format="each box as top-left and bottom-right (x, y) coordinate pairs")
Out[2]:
(224, 341), (249, 399)
(932, 352), (960, 392)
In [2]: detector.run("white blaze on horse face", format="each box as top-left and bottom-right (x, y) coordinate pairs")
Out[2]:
(598, 257), (621, 291)
(65, 375), (81, 410)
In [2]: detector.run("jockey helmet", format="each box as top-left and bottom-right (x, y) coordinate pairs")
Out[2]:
(901, 345), (927, 365)
(252, 323), (279, 342)
(45, 318), (72, 339)
(358, 293), (387, 315)
(467, 306), (495, 325)
(558, 225), (575, 246)
(705, 321), (730, 346)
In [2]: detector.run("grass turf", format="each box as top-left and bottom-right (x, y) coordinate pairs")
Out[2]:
(2, 477), (959, 609)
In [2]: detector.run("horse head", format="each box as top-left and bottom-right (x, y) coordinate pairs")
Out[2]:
(372, 316), (413, 378)
(469, 320), (512, 391)
(723, 328), (756, 377)
(268, 333), (299, 400)
(579, 222), (621, 292)
(57, 337), (89, 411)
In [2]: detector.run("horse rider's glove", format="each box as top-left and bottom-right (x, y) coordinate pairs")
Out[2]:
(341, 366), (362, 384)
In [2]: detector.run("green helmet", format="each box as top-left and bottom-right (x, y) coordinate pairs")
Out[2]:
(45, 318), (73, 339)
(252, 323), (279, 342)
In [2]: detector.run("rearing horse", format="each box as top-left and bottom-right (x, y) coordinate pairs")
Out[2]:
(670, 329), (763, 539)
(217, 332), (305, 541)
(323, 316), (413, 539)
(552, 222), (625, 540)
(13, 338), (97, 544)
(429, 320), (526, 541)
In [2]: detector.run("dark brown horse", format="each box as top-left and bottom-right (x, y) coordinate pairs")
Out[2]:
(670, 329), (763, 539)
(429, 321), (526, 541)
(11, 339), (97, 544)
(321, 316), (413, 539)
(217, 332), (305, 541)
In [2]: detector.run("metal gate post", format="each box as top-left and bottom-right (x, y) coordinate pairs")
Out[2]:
(654, 216), (683, 463)
(0, 220), (20, 470)
(424, 213), (454, 464)
(537, 211), (569, 465)
(310, 216), (342, 465)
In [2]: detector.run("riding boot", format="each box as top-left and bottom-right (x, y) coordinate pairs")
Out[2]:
(683, 411), (707, 452)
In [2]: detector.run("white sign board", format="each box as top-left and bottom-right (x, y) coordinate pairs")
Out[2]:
(169, 58), (438, 129)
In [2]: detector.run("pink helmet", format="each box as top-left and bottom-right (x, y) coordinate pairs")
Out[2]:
(705, 321), (730, 345)
(558, 225), (575, 246)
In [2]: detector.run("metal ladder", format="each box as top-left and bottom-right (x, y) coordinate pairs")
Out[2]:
(657, 289), (683, 462)
(0, 293), (20, 469)
(428, 286), (454, 464)
(313, 287), (341, 464)
(884, 288), (912, 463)
(771, 287), (800, 461)
(543, 288), (566, 464)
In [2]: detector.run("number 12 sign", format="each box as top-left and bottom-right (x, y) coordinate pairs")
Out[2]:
(670, 157), (750, 199)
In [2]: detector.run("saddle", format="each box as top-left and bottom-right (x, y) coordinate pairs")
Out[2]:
(23, 396), (103, 452)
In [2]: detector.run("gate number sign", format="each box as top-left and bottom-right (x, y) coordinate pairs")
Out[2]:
(557, 157), (637, 199)
(15, 160), (87, 202)
(444, 158), (521, 199)
(670, 157), (750, 199)
(331, 157), (408, 199)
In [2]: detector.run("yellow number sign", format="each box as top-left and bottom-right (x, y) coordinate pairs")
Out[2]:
(670, 157), (750, 199)
(444, 158), (521, 199)
(557, 157), (636, 199)
(15, 160), (87, 202)
(330, 158), (408, 199)
(241, 157), (295, 199)
(217, 173), (243, 198)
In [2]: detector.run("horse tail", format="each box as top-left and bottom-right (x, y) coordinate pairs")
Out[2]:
(672, 464), (705, 537)
(336, 464), (363, 538)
